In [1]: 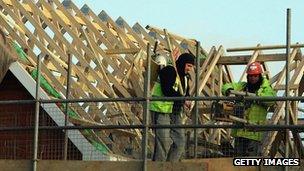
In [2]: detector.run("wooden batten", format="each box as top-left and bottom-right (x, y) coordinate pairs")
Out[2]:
(0, 0), (303, 160)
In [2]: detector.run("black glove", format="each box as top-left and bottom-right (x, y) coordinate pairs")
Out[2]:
(225, 88), (233, 96)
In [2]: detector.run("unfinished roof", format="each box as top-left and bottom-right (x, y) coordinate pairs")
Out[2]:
(0, 0), (206, 159)
(0, 0), (303, 159)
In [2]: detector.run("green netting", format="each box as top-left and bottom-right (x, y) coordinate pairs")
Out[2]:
(60, 103), (79, 119)
(31, 69), (80, 119)
(67, 108), (78, 118)
(91, 139), (109, 154)
(13, 42), (61, 99)
(12, 42), (29, 62)
(31, 69), (62, 99)
(83, 129), (109, 154)
(13, 41), (108, 154)
(31, 69), (108, 153)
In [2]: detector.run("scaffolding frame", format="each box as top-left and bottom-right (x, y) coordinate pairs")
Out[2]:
(0, 1), (303, 171)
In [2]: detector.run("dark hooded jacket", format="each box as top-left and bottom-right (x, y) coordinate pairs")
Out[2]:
(158, 53), (195, 109)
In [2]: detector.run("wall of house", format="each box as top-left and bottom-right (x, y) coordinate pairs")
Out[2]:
(0, 71), (82, 160)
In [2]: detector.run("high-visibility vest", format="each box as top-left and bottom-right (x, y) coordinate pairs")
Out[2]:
(222, 77), (276, 141)
(149, 76), (181, 114)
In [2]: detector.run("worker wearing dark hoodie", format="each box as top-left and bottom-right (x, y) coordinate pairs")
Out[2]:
(150, 53), (195, 161)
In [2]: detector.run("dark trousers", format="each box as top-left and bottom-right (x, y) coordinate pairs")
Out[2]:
(234, 137), (260, 157)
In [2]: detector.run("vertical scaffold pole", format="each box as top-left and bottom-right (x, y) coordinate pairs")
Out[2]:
(284, 8), (291, 171)
(194, 41), (200, 158)
(32, 55), (41, 171)
(64, 54), (72, 160)
(142, 43), (151, 171)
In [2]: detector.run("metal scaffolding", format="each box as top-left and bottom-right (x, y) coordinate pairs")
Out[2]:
(0, 1), (303, 171)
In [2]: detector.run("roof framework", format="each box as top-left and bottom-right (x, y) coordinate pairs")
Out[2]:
(0, 0), (303, 159)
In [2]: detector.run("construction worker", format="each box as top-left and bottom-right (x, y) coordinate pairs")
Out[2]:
(150, 53), (195, 161)
(222, 62), (276, 156)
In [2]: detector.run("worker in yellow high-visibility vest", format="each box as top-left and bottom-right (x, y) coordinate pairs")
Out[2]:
(222, 62), (276, 156)
(150, 53), (195, 161)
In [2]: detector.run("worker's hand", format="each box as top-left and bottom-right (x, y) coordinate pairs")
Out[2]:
(225, 88), (233, 96)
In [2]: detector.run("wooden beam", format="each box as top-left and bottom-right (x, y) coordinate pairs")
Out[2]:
(239, 44), (260, 82)
(272, 48), (299, 86)
(197, 46), (224, 93)
(146, 25), (195, 44)
(116, 16), (146, 48)
(98, 10), (138, 49)
(218, 53), (302, 65)
(105, 48), (139, 55)
(273, 84), (298, 90)
(298, 74), (304, 96)
(227, 43), (304, 52)
(270, 62), (297, 85)
(132, 22), (156, 45)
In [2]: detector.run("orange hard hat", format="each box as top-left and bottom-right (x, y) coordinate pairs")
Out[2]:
(246, 62), (263, 75)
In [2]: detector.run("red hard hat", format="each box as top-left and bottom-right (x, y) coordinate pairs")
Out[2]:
(246, 62), (263, 75)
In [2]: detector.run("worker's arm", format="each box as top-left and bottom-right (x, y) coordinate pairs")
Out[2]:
(185, 74), (191, 97)
(258, 86), (276, 97)
(222, 82), (247, 96)
(257, 78), (276, 106)
(159, 66), (180, 97)
(257, 79), (276, 97)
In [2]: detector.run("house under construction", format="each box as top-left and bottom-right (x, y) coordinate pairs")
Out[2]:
(0, 0), (303, 170)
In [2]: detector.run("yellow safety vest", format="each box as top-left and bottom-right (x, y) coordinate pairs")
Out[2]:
(222, 77), (276, 141)
(149, 77), (181, 113)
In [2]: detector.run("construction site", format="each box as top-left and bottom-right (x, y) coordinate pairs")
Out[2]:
(0, 0), (303, 171)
